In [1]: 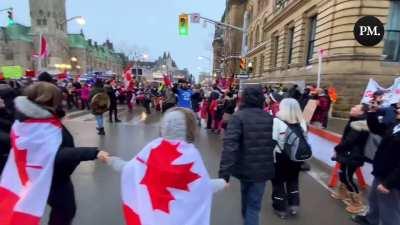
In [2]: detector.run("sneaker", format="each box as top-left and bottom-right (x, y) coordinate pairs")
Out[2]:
(115, 119), (121, 123)
(351, 215), (372, 225)
(274, 210), (289, 219)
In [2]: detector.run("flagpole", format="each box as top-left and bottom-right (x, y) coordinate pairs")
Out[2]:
(37, 32), (42, 73)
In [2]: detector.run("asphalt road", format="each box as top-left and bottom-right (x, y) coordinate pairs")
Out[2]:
(41, 107), (358, 225)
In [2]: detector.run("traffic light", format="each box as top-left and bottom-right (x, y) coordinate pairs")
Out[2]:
(179, 14), (189, 37)
(7, 10), (15, 26)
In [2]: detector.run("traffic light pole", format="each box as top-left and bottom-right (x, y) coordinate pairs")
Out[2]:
(189, 13), (246, 33)
(0, 7), (13, 13)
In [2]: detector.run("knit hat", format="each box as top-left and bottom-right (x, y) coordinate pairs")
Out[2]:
(160, 108), (197, 143)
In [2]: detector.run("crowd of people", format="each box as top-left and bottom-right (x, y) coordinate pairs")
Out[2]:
(0, 72), (399, 225)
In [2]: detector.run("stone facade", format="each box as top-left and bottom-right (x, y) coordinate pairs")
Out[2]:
(238, 0), (400, 117)
(213, 0), (247, 78)
(0, 0), (126, 77)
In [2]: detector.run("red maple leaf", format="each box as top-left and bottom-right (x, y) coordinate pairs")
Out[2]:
(139, 140), (201, 214)
(10, 131), (29, 186)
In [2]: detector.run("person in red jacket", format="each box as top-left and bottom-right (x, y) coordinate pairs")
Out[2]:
(311, 88), (331, 128)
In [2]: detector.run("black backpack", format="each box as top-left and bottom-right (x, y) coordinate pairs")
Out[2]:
(279, 120), (313, 162)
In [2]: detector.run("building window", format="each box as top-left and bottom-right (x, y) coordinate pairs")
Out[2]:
(259, 54), (264, 75)
(306, 15), (317, 65)
(384, 1), (400, 62)
(276, 0), (289, 10)
(255, 26), (260, 45)
(287, 27), (295, 64)
(37, 19), (42, 26)
(272, 35), (279, 67)
(42, 19), (47, 26)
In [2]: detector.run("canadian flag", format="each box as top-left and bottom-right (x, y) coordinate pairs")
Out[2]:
(0, 118), (62, 225)
(32, 35), (48, 59)
(121, 138), (214, 225)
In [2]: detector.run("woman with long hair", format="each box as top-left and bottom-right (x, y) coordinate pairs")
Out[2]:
(271, 98), (308, 219)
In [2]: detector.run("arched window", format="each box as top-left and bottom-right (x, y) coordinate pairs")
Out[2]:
(255, 26), (260, 45)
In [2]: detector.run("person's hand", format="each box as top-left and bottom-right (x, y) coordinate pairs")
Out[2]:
(377, 184), (390, 194)
(0, 98), (5, 109)
(97, 151), (110, 163)
(369, 100), (380, 112)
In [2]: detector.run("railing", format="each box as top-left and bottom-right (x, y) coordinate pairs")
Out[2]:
(383, 30), (400, 62)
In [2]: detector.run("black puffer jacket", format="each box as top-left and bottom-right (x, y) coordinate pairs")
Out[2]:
(334, 119), (369, 167)
(219, 86), (275, 182)
(367, 112), (400, 190)
(0, 84), (16, 172)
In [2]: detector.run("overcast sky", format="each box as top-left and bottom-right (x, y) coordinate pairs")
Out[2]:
(1, 0), (226, 77)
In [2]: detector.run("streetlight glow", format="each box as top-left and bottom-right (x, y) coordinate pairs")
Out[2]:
(75, 17), (86, 26)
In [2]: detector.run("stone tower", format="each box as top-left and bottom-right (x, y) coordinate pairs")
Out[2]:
(29, 0), (69, 70)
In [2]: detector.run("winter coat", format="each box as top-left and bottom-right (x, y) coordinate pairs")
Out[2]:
(191, 91), (202, 112)
(13, 96), (99, 208)
(367, 112), (400, 190)
(334, 119), (369, 167)
(105, 85), (118, 106)
(80, 86), (90, 101)
(0, 84), (16, 172)
(90, 87), (110, 115)
(219, 86), (275, 182)
(272, 119), (307, 181)
(311, 95), (331, 124)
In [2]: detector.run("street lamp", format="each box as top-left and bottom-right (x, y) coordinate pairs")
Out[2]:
(59, 16), (86, 26)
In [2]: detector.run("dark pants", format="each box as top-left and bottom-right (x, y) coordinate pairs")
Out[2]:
(365, 178), (400, 225)
(81, 99), (90, 110)
(207, 113), (213, 129)
(109, 104), (118, 121)
(240, 181), (266, 225)
(144, 100), (151, 114)
(339, 164), (359, 193)
(271, 153), (301, 212)
(48, 182), (76, 225)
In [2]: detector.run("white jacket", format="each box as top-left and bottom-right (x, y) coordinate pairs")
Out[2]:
(272, 118), (308, 154)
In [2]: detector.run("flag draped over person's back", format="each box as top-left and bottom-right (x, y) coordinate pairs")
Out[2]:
(0, 118), (62, 225)
(121, 138), (214, 225)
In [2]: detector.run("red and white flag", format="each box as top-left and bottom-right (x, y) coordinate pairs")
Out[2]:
(121, 138), (214, 225)
(32, 35), (48, 59)
(0, 118), (62, 225)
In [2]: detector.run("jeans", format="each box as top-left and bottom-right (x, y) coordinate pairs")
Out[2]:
(240, 181), (266, 225)
(365, 178), (400, 225)
(95, 115), (104, 128)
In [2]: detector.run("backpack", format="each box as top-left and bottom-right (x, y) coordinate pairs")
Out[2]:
(279, 120), (313, 162)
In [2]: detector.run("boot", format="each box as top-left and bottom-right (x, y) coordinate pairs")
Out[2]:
(331, 183), (350, 202)
(98, 127), (105, 136)
(346, 193), (366, 214)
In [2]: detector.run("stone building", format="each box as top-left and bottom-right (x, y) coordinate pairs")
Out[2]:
(0, 0), (126, 77)
(213, 0), (247, 78)
(236, 0), (400, 117)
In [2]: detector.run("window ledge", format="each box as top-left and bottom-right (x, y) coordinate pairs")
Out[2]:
(381, 61), (400, 67)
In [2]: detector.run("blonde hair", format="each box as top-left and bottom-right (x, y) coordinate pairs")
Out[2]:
(277, 98), (306, 127)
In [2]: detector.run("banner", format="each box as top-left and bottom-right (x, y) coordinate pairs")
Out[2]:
(303, 99), (319, 123)
(1, 66), (24, 79)
(361, 78), (400, 106)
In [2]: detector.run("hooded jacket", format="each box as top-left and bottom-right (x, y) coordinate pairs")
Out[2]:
(0, 84), (16, 171)
(334, 119), (369, 167)
(219, 86), (275, 182)
(13, 96), (99, 209)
